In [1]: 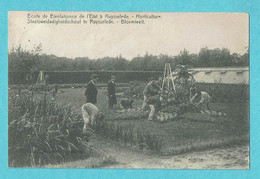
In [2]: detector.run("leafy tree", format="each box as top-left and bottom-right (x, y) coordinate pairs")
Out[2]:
(198, 47), (211, 67)
(9, 44), (42, 72)
(176, 49), (191, 65)
(9, 45), (249, 72)
(220, 48), (232, 66)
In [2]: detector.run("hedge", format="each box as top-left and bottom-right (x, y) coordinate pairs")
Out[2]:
(8, 71), (249, 103)
(8, 71), (163, 84)
(195, 83), (249, 102)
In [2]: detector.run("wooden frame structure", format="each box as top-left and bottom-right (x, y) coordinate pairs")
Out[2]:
(162, 63), (176, 91)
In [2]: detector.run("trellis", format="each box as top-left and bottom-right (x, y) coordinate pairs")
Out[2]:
(162, 63), (176, 91)
(36, 71), (45, 85)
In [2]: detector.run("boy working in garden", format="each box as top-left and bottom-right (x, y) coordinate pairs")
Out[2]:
(190, 89), (211, 110)
(141, 77), (161, 120)
(147, 96), (161, 121)
(141, 77), (160, 111)
(81, 103), (104, 133)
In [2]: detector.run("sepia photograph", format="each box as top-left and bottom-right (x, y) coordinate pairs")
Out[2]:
(8, 12), (249, 169)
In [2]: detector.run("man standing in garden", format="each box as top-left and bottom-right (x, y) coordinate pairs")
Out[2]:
(85, 74), (98, 105)
(107, 75), (117, 109)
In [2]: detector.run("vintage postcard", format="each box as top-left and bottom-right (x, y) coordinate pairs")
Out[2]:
(8, 11), (249, 169)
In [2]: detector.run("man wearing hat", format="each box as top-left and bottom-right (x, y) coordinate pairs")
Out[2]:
(85, 74), (98, 105)
(107, 75), (117, 109)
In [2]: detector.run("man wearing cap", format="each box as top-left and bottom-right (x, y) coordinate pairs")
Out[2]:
(107, 75), (117, 109)
(85, 74), (98, 105)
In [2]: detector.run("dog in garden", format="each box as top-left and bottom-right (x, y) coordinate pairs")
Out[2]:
(81, 103), (104, 133)
(120, 98), (134, 109)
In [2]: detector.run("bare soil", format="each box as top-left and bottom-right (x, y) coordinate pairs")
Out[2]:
(52, 137), (249, 169)
(96, 138), (249, 169)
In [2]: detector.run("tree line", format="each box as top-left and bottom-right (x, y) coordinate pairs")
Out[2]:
(8, 44), (249, 72)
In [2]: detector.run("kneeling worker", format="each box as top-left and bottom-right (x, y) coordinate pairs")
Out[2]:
(190, 89), (211, 110)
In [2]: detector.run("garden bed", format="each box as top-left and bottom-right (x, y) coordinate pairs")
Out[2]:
(8, 87), (249, 160)
(38, 88), (249, 155)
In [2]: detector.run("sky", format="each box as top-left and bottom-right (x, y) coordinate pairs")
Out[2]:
(8, 12), (249, 60)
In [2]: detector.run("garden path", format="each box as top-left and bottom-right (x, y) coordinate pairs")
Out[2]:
(96, 138), (249, 169)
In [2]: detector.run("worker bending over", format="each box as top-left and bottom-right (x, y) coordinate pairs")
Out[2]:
(142, 77), (160, 111)
(81, 103), (104, 133)
(190, 89), (211, 110)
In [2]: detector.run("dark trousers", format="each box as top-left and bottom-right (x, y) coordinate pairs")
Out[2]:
(108, 96), (117, 109)
(108, 98), (114, 109)
(109, 100), (113, 109)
